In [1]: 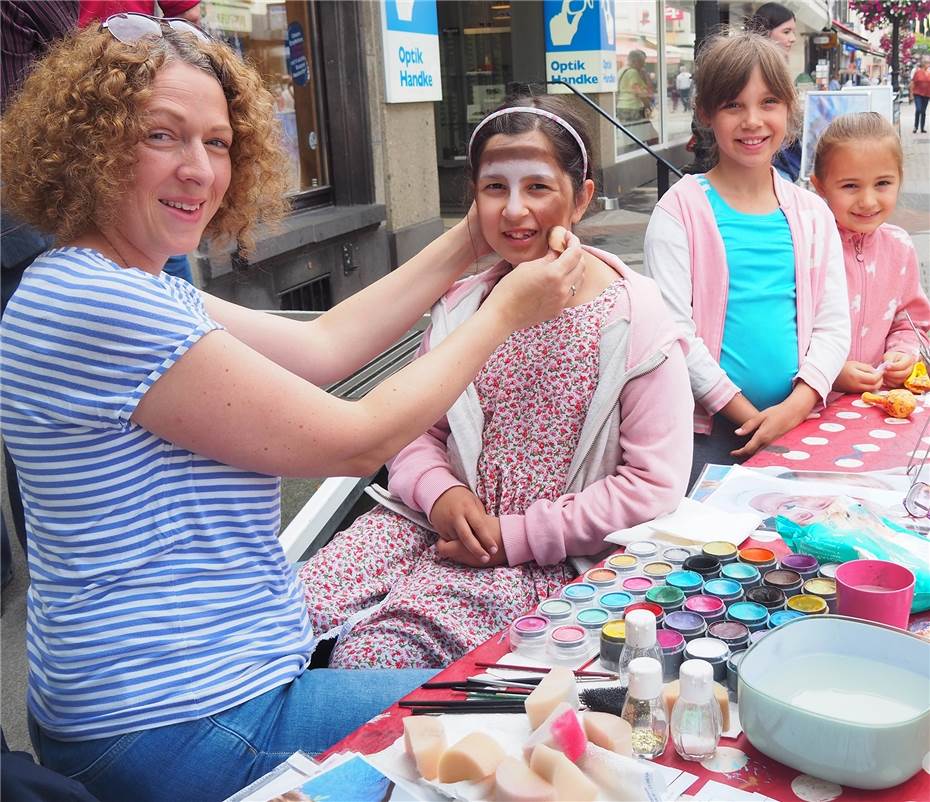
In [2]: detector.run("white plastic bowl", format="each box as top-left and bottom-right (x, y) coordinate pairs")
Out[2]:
(738, 615), (930, 789)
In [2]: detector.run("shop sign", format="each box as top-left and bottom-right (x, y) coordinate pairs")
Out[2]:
(204, 0), (252, 34)
(380, 0), (442, 103)
(545, 0), (617, 93)
(286, 22), (309, 87)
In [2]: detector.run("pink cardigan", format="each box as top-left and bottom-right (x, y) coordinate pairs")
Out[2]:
(644, 170), (850, 434)
(840, 223), (930, 365)
(382, 248), (694, 567)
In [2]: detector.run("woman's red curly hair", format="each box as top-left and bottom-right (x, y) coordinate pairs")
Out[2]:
(1, 25), (289, 254)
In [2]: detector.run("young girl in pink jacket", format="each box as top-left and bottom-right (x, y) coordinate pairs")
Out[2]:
(644, 32), (849, 486)
(298, 96), (693, 669)
(810, 112), (930, 393)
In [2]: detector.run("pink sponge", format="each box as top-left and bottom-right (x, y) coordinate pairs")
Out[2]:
(523, 702), (588, 763)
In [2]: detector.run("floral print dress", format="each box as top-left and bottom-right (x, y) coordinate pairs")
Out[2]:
(298, 281), (622, 668)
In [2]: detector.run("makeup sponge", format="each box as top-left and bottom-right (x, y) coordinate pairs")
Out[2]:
(403, 715), (446, 780)
(493, 756), (555, 802)
(523, 702), (588, 762)
(582, 711), (633, 756)
(524, 666), (579, 729)
(529, 744), (598, 801)
(437, 732), (506, 783)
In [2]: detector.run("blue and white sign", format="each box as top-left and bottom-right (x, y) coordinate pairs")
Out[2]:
(381, 0), (442, 103)
(545, 0), (617, 93)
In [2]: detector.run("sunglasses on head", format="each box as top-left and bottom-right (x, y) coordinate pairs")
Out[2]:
(101, 12), (211, 44)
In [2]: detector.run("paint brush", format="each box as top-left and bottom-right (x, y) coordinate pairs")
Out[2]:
(422, 679), (533, 693)
(400, 699), (525, 709)
(410, 705), (526, 716)
(474, 661), (618, 679)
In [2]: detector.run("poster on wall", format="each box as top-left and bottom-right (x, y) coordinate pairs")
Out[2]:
(380, 0), (442, 103)
(545, 0), (617, 93)
(799, 90), (871, 181)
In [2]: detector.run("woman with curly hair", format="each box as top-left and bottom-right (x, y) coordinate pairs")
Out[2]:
(0, 15), (584, 802)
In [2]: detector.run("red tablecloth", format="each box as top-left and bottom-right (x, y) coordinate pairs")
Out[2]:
(322, 396), (930, 800)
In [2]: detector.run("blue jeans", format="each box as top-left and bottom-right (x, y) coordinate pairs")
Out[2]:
(30, 667), (437, 802)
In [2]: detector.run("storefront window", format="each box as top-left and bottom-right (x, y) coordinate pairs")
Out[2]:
(614, 0), (659, 158)
(201, 0), (330, 200)
(663, 0), (696, 142)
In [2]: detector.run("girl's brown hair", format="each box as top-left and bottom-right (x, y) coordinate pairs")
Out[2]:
(813, 112), (903, 181)
(1, 26), (289, 254)
(467, 94), (593, 195)
(693, 30), (801, 163)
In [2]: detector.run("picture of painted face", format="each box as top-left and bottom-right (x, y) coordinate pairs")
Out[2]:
(475, 128), (592, 266)
(811, 139), (901, 235)
(707, 66), (788, 172)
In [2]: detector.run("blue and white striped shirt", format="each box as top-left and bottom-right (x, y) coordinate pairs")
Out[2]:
(0, 248), (314, 740)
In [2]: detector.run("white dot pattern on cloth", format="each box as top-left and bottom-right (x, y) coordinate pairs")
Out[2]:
(908, 449), (930, 460)
(851, 399), (870, 408)
(835, 411), (862, 419)
(853, 443), (880, 452)
(835, 458), (864, 468)
(783, 451), (810, 461)
(790, 775), (842, 802)
(819, 423), (845, 432)
(884, 417), (911, 425)
(801, 437), (828, 446)
(701, 746), (749, 773)
(870, 429), (896, 439)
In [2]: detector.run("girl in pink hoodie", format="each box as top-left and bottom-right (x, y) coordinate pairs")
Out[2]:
(297, 96), (693, 669)
(810, 112), (930, 393)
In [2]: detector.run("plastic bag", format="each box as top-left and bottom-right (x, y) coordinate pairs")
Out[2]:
(776, 496), (930, 613)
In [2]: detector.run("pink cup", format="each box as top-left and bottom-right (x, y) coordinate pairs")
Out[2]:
(834, 559), (915, 629)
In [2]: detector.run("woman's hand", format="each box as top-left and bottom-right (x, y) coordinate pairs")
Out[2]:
(547, 225), (580, 254)
(882, 351), (917, 388)
(436, 517), (507, 568)
(429, 486), (498, 563)
(833, 360), (883, 394)
(485, 243), (585, 331)
(731, 382), (819, 459)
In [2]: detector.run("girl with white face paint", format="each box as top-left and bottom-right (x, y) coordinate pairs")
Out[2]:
(298, 97), (693, 669)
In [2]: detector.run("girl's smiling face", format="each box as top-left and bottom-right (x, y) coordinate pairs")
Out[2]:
(769, 18), (797, 54)
(475, 129), (592, 265)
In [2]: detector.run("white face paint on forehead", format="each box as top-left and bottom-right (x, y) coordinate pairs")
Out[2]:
(477, 158), (561, 185)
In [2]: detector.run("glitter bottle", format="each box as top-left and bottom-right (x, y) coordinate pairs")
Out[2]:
(671, 658), (722, 761)
(620, 656), (668, 759)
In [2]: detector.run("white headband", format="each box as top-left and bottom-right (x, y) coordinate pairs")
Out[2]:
(467, 106), (588, 181)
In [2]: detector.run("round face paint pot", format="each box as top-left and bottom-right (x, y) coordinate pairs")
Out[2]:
(663, 610), (707, 641)
(662, 546), (694, 566)
(762, 569), (803, 598)
(682, 554), (721, 579)
(584, 567), (620, 591)
(624, 601), (665, 627)
(645, 584), (685, 612)
(599, 620), (626, 670)
(819, 562), (840, 580)
(748, 629), (769, 646)
(683, 637), (730, 682)
(625, 540), (660, 560)
(561, 582), (597, 608)
(598, 591), (634, 619)
(721, 562), (762, 588)
(707, 620), (750, 651)
(803, 577), (838, 613)
(621, 575), (655, 601)
(702, 578), (745, 604)
(726, 601), (769, 632)
(666, 570), (703, 596)
(575, 607), (610, 642)
(702, 540), (738, 564)
(786, 594), (828, 615)
(746, 586), (786, 612)
(510, 614), (549, 656)
(548, 624), (590, 664)
(779, 552), (820, 580)
(737, 547), (776, 572)
(768, 609), (805, 628)
(726, 649), (746, 694)
(657, 628), (686, 682)
(537, 598), (573, 624)
(607, 553), (640, 576)
(683, 594), (726, 622)
(643, 561), (673, 583)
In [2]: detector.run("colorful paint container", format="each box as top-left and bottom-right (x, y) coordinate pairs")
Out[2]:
(600, 620), (626, 670)
(702, 540), (739, 564)
(702, 578), (745, 604)
(509, 614), (549, 657)
(576, 607), (611, 642)
(762, 569), (803, 598)
(727, 650), (746, 694)
(726, 601), (769, 632)
(666, 569), (704, 596)
(537, 598), (573, 625)
(662, 546), (694, 566)
(645, 585), (685, 612)
(682, 555), (721, 579)
(621, 575), (655, 601)
(737, 547), (777, 573)
(707, 620), (750, 652)
(786, 594), (828, 616)
(643, 561), (674, 583)
(746, 586), (786, 611)
(584, 567), (620, 591)
(657, 628), (686, 681)
(819, 562), (840, 580)
(779, 553), (820, 580)
(748, 629), (770, 646)
(607, 553), (640, 576)
(624, 601), (665, 626)
(663, 610), (707, 641)
(683, 594), (726, 623)
(803, 577), (838, 613)
(721, 562), (762, 588)
(684, 637), (730, 682)
(561, 582), (597, 608)
(625, 540), (660, 560)
(768, 609), (805, 628)
(598, 591), (633, 619)
(548, 624), (591, 664)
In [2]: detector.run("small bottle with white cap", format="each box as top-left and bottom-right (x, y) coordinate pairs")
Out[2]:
(620, 656), (668, 758)
(671, 658), (722, 761)
(617, 608), (662, 685)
